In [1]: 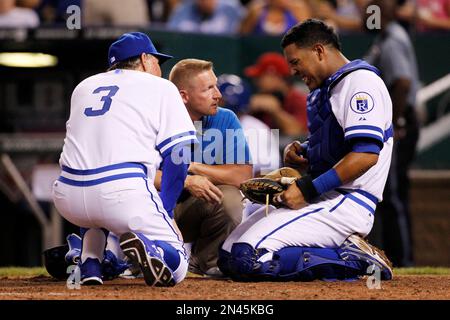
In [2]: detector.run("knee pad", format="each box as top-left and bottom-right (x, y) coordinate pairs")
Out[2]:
(229, 243), (258, 275)
(229, 243), (270, 281)
(228, 245), (366, 282)
(273, 247), (365, 281)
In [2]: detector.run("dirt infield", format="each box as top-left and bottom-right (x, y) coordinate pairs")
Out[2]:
(0, 275), (449, 300)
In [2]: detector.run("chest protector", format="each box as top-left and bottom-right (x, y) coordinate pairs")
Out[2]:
(306, 59), (380, 178)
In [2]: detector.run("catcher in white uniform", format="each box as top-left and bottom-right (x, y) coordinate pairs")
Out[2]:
(218, 20), (394, 281)
(52, 32), (197, 286)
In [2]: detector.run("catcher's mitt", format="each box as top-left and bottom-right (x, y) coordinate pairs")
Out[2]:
(240, 167), (301, 207)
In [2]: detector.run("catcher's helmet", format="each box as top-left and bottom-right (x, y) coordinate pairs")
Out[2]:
(43, 244), (70, 280)
(217, 74), (252, 115)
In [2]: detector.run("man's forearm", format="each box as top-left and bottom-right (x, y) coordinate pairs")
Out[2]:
(334, 152), (379, 184)
(295, 151), (378, 203)
(189, 163), (253, 187)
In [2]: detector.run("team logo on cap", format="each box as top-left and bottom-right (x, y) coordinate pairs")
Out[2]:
(350, 92), (374, 114)
(110, 56), (116, 64)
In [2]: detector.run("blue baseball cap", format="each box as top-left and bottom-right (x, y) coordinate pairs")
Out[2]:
(108, 32), (173, 67)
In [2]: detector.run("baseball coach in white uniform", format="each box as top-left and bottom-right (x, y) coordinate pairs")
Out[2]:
(53, 32), (198, 287)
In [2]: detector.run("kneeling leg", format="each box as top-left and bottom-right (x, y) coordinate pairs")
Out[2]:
(227, 243), (368, 281)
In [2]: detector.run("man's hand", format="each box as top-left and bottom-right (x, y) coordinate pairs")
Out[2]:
(185, 175), (223, 204)
(283, 141), (308, 170)
(274, 183), (307, 210)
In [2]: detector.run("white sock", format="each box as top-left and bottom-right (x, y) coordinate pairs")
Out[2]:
(81, 228), (107, 263)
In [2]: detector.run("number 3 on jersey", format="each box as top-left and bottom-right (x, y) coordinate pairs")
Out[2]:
(84, 86), (119, 117)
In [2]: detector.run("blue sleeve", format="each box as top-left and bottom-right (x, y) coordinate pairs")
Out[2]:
(350, 138), (381, 155)
(223, 111), (252, 164)
(344, 125), (384, 150)
(160, 146), (189, 219)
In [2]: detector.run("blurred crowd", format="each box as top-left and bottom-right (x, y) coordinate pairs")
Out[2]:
(0, 0), (449, 33)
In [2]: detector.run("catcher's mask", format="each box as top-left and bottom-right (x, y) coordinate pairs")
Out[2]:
(42, 244), (70, 280)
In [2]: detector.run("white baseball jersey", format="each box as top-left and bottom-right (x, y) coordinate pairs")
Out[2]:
(59, 69), (197, 182)
(53, 69), (197, 283)
(330, 69), (393, 206)
(223, 68), (393, 254)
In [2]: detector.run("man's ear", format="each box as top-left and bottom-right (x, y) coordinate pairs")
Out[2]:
(179, 89), (189, 104)
(313, 44), (326, 61)
(140, 53), (148, 72)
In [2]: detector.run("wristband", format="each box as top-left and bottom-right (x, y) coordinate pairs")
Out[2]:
(295, 175), (319, 203)
(312, 168), (342, 195)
